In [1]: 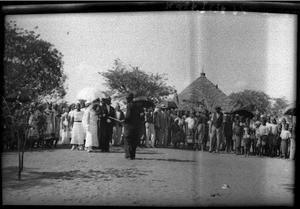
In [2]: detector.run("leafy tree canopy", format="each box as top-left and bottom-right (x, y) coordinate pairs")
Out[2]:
(99, 59), (174, 103)
(228, 89), (289, 116)
(4, 21), (67, 103)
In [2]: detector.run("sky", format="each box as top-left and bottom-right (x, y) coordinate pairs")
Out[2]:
(5, 11), (297, 104)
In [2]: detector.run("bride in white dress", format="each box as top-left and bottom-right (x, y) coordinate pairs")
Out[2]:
(84, 101), (99, 152)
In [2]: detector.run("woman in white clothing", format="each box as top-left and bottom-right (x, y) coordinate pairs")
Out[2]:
(82, 101), (91, 149)
(70, 103), (85, 150)
(85, 101), (99, 152)
(61, 107), (71, 145)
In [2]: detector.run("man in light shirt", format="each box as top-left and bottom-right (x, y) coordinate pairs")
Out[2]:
(185, 111), (196, 150)
(145, 107), (155, 148)
(258, 117), (270, 156)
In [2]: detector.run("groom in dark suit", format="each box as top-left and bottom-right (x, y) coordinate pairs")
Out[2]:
(102, 97), (115, 152)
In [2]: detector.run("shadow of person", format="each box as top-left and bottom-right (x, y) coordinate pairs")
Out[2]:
(134, 158), (196, 163)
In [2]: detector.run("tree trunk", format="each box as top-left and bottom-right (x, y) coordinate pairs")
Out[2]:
(18, 132), (22, 180)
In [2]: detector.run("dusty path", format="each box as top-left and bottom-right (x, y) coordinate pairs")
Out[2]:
(2, 146), (295, 206)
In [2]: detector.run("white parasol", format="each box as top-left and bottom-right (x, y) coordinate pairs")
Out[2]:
(76, 87), (106, 102)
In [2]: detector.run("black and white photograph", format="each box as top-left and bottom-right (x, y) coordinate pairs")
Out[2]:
(2, 1), (297, 206)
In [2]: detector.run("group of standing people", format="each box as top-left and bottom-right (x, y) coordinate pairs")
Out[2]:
(26, 95), (295, 160)
(137, 104), (295, 160)
(227, 114), (295, 159)
(63, 97), (125, 153)
(27, 97), (125, 152)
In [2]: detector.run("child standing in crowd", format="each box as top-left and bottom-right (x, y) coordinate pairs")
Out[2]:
(185, 111), (196, 150)
(280, 123), (291, 159)
(243, 127), (251, 157)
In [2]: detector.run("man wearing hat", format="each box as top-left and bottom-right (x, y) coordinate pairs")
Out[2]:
(94, 98), (107, 151)
(102, 96), (116, 152)
(209, 106), (224, 153)
(123, 92), (144, 159)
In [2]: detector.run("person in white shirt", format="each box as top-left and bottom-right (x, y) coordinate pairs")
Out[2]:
(70, 102), (85, 151)
(258, 117), (270, 156)
(82, 101), (91, 150)
(280, 123), (291, 159)
(185, 111), (196, 150)
(112, 103), (125, 146)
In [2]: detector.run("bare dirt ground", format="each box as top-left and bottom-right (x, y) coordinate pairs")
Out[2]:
(2, 144), (295, 206)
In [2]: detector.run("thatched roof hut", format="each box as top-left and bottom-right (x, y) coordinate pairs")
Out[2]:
(177, 72), (234, 113)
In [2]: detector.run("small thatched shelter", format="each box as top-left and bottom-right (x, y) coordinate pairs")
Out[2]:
(177, 72), (234, 113)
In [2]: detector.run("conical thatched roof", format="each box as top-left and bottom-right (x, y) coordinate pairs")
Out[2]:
(178, 72), (234, 113)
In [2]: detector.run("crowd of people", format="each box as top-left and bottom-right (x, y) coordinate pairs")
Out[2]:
(26, 95), (296, 160)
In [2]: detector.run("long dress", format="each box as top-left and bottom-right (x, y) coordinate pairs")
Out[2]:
(61, 112), (70, 144)
(68, 110), (75, 141)
(28, 110), (42, 139)
(85, 106), (99, 148)
(280, 129), (291, 157)
(81, 107), (88, 141)
(71, 110), (85, 145)
(43, 109), (55, 140)
(53, 109), (61, 139)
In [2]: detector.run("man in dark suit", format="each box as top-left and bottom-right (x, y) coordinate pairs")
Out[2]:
(94, 98), (105, 150)
(102, 97), (115, 152)
(123, 93), (143, 159)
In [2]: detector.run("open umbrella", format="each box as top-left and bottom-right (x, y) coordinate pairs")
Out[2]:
(231, 107), (254, 119)
(76, 87), (105, 102)
(5, 90), (31, 103)
(159, 100), (178, 110)
(134, 96), (154, 109)
(283, 101), (296, 116)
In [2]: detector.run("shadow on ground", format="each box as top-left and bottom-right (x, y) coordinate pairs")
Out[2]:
(134, 158), (196, 163)
(2, 166), (152, 190)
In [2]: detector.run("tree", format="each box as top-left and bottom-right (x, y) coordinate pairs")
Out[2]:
(4, 21), (67, 101)
(228, 90), (270, 114)
(268, 97), (289, 116)
(99, 58), (174, 104)
(228, 90), (290, 117)
(3, 21), (67, 179)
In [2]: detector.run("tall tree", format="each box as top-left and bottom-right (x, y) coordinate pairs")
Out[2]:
(99, 58), (174, 103)
(3, 21), (67, 179)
